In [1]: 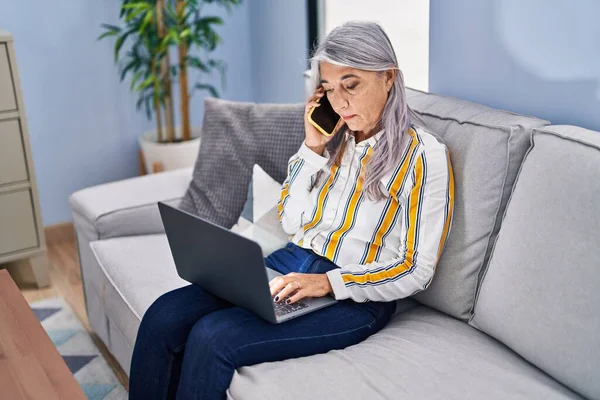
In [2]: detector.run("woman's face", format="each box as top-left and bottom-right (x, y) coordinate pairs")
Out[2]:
(319, 62), (395, 136)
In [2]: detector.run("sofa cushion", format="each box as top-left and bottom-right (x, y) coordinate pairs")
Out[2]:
(228, 306), (580, 400)
(89, 234), (187, 350)
(231, 164), (291, 256)
(471, 125), (600, 400)
(179, 98), (305, 228)
(406, 88), (549, 320)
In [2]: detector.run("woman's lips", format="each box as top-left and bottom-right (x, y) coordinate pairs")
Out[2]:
(342, 114), (356, 121)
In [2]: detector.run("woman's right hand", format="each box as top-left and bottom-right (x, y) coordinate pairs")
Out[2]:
(304, 87), (343, 154)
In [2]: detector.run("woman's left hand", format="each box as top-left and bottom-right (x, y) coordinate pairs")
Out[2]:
(269, 273), (333, 304)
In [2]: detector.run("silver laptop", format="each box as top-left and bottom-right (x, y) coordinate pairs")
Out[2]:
(157, 202), (337, 324)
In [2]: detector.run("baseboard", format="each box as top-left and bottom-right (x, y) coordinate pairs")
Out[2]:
(44, 222), (75, 246)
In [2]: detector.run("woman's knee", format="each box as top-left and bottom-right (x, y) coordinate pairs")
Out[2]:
(186, 313), (231, 361)
(139, 285), (207, 335)
(185, 308), (256, 362)
(139, 290), (180, 336)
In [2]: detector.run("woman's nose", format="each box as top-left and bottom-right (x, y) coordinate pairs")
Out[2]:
(329, 93), (349, 111)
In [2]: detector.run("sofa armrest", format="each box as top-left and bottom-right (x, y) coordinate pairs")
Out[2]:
(69, 167), (193, 241)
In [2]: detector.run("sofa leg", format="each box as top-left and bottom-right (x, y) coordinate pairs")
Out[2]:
(152, 161), (164, 174)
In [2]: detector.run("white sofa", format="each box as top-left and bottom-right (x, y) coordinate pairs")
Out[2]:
(69, 90), (599, 399)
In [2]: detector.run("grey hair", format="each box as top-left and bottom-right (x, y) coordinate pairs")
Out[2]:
(310, 21), (418, 202)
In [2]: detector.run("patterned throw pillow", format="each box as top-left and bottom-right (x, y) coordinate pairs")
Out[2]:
(178, 98), (305, 228)
(231, 164), (291, 256)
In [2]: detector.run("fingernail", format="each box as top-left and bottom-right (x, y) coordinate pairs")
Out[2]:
(274, 296), (279, 302)
(285, 299), (291, 304)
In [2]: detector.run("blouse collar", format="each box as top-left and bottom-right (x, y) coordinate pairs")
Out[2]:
(346, 129), (385, 148)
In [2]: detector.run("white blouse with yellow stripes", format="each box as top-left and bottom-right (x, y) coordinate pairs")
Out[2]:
(277, 125), (455, 303)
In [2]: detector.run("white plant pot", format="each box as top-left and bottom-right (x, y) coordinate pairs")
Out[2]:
(139, 126), (202, 173)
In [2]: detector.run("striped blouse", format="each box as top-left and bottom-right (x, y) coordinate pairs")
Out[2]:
(277, 125), (455, 303)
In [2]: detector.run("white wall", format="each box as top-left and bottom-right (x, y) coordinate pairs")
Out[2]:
(321, 0), (429, 91)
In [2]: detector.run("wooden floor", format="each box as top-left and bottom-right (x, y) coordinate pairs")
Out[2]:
(16, 223), (129, 391)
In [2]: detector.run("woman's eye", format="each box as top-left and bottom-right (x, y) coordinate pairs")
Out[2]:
(346, 84), (358, 91)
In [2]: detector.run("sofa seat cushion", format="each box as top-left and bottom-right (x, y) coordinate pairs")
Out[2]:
(88, 231), (416, 351)
(228, 306), (581, 400)
(90, 234), (187, 348)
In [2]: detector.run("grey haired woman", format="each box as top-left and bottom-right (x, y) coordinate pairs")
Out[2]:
(129, 20), (454, 400)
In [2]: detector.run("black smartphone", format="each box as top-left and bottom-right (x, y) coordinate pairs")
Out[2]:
(308, 93), (342, 137)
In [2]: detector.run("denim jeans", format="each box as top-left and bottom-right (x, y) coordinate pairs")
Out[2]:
(129, 242), (397, 400)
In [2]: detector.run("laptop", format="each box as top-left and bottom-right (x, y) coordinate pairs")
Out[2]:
(157, 202), (337, 324)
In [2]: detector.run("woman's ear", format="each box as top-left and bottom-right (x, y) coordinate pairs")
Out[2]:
(384, 69), (396, 92)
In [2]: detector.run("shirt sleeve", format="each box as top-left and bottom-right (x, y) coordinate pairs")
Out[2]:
(326, 146), (455, 302)
(277, 141), (330, 235)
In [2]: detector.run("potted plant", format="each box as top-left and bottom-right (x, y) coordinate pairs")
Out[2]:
(99, 0), (241, 173)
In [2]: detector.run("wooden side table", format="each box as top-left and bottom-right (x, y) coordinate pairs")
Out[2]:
(0, 269), (85, 399)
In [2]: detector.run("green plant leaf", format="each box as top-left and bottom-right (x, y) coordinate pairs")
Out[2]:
(165, 2), (178, 23)
(100, 23), (121, 33)
(130, 70), (143, 91)
(194, 83), (219, 98)
(119, 0), (138, 18)
(120, 58), (141, 82)
(122, 2), (149, 11)
(160, 30), (179, 49)
(98, 24), (121, 41)
(97, 30), (119, 41)
(170, 30), (181, 44)
(114, 35), (127, 63)
(135, 88), (154, 120)
(113, 26), (138, 63)
(208, 59), (227, 88)
(138, 10), (154, 34)
(136, 74), (155, 91)
(136, 92), (146, 111)
(210, 0), (242, 13)
(197, 16), (224, 26)
(144, 92), (153, 119)
(125, 7), (146, 23)
(187, 56), (209, 72)
(180, 28), (192, 39)
(209, 31), (222, 51)
(184, 9), (195, 23)
(120, 64), (134, 83)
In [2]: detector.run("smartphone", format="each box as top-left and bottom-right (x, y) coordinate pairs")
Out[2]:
(307, 93), (342, 137)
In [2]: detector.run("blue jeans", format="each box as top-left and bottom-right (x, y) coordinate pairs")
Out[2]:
(128, 242), (397, 400)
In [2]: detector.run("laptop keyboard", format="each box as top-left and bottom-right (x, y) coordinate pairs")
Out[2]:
(273, 297), (309, 317)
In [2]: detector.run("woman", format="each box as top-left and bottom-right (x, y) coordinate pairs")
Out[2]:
(129, 21), (454, 399)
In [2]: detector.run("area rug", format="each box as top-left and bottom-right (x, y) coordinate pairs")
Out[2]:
(30, 297), (128, 400)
